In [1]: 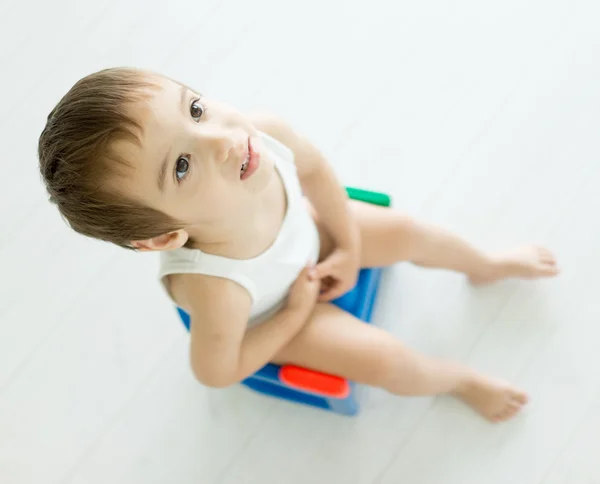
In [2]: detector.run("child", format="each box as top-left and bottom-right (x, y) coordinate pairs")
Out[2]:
(39, 67), (559, 423)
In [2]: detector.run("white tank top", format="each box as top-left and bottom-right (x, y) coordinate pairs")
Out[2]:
(158, 132), (321, 324)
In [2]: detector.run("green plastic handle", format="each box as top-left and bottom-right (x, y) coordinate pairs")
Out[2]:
(345, 187), (391, 207)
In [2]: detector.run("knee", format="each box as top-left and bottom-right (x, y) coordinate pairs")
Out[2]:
(387, 212), (424, 261)
(366, 341), (424, 395)
(363, 340), (409, 390)
(389, 212), (417, 237)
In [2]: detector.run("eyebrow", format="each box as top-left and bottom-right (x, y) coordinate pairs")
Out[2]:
(157, 85), (189, 192)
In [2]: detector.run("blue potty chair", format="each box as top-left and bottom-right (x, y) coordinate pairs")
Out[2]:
(176, 187), (391, 416)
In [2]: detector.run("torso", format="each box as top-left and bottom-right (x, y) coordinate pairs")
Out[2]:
(168, 159), (286, 292)
(159, 129), (321, 323)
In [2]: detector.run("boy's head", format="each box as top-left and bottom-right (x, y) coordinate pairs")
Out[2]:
(39, 67), (272, 251)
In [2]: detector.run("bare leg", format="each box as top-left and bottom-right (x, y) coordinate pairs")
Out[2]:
(314, 201), (559, 283)
(292, 200), (558, 422)
(275, 304), (528, 423)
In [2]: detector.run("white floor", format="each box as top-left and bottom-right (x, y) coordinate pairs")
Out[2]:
(2, 0), (600, 482)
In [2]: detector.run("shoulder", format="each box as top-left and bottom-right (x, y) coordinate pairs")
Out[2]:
(249, 113), (324, 179)
(169, 272), (252, 328)
(249, 113), (297, 148)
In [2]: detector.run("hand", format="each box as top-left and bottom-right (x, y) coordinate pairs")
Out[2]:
(313, 246), (360, 302)
(286, 264), (321, 317)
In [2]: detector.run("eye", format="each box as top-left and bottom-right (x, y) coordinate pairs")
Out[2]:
(190, 99), (204, 121)
(175, 155), (190, 182)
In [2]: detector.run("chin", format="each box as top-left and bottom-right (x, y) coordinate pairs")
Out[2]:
(244, 154), (274, 194)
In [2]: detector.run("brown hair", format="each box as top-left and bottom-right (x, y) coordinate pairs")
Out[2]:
(38, 67), (183, 249)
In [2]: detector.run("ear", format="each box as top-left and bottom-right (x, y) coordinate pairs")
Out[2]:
(131, 230), (189, 252)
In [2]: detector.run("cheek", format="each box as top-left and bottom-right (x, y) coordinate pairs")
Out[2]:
(191, 178), (241, 218)
(243, 155), (275, 194)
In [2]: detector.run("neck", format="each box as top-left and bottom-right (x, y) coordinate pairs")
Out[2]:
(184, 207), (262, 252)
(185, 221), (236, 250)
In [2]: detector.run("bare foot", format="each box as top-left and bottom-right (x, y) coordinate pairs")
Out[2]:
(469, 245), (559, 285)
(454, 375), (529, 423)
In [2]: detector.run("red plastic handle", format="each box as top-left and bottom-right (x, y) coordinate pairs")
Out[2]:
(279, 365), (351, 399)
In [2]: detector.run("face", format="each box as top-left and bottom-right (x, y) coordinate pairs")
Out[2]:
(117, 76), (274, 248)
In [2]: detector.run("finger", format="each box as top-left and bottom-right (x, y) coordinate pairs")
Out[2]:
(302, 262), (317, 280)
(314, 261), (333, 280)
(318, 283), (348, 302)
(318, 290), (336, 302)
(317, 279), (335, 301)
(319, 282), (330, 293)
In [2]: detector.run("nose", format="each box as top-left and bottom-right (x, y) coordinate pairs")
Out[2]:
(197, 125), (243, 165)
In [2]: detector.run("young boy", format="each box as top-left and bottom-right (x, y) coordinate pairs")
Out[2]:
(39, 67), (559, 423)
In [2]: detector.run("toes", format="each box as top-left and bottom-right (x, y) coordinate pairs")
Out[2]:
(488, 389), (528, 422)
(541, 253), (557, 265)
(541, 264), (560, 276)
(492, 411), (511, 423)
(510, 391), (529, 405)
(492, 403), (523, 423)
(537, 247), (558, 266)
(540, 254), (556, 266)
(535, 250), (559, 275)
(503, 406), (521, 420)
(508, 399), (524, 413)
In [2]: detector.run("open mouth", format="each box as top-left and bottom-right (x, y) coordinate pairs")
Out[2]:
(240, 153), (250, 175)
(240, 137), (260, 180)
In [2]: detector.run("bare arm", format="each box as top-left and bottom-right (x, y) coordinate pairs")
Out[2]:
(250, 114), (361, 299)
(176, 267), (318, 388)
(250, 114), (360, 250)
